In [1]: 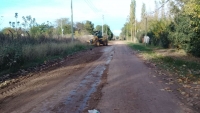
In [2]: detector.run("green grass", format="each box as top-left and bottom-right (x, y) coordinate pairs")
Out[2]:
(128, 43), (153, 53)
(128, 43), (200, 80)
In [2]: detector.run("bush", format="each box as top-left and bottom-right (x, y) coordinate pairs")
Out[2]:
(0, 35), (89, 75)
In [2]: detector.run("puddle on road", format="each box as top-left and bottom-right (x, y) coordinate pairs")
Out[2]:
(55, 47), (114, 113)
(76, 65), (106, 112)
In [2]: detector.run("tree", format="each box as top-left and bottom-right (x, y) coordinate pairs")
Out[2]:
(160, 0), (166, 18)
(141, 3), (146, 21)
(95, 25), (102, 31)
(103, 24), (113, 40)
(2, 27), (15, 38)
(121, 0), (200, 57)
(140, 3), (147, 33)
(149, 18), (171, 47)
(15, 13), (18, 29)
(75, 22), (84, 33)
(30, 23), (54, 38)
(129, 0), (136, 41)
(120, 22), (131, 40)
(154, 0), (159, 20)
(55, 18), (72, 35)
(84, 20), (94, 34)
(63, 24), (72, 34)
(95, 24), (113, 40)
(168, 0), (200, 56)
(21, 15), (37, 30)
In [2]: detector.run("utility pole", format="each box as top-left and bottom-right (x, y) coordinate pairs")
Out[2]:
(126, 24), (128, 41)
(61, 18), (63, 37)
(131, 21), (133, 42)
(134, 18), (136, 43)
(106, 25), (107, 35)
(131, 26), (133, 42)
(145, 17), (147, 36)
(102, 15), (104, 36)
(134, 1), (136, 43)
(127, 15), (129, 41)
(71, 0), (74, 42)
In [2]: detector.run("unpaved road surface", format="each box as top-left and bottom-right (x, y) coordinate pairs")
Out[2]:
(97, 41), (197, 113)
(0, 41), (198, 113)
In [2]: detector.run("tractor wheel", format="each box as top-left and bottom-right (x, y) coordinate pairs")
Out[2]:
(103, 41), (106, 46)
(97, 41), (100, 46)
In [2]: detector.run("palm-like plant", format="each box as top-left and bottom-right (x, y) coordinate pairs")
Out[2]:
(12, 22), (15, 28)
(9, 21), (12, 27)
(15, 13), (18, 29)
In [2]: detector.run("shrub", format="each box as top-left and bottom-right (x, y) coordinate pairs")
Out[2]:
(0, 35), (89, 75)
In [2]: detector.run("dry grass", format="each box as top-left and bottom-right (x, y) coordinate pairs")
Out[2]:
(128, 43), (200, 80)
(155, 49), (200, 63)
(0, 35), (91, 76)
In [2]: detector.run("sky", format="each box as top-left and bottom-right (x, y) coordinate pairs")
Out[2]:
(0, 0), (158, 36)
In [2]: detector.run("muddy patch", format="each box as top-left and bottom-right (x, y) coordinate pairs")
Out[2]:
(0, 47), (106, 113)
(51, 48), (114, 113)
(53, 65), (107, 113)
(83, 65), (109, 113)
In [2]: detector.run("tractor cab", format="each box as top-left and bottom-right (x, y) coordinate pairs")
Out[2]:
(94, 31), (103, 38)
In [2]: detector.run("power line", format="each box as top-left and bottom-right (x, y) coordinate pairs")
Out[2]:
(86, 0), (99, 12)
(83, 0), (96, 12)
(147, 0), (170, 15)
(84, 0), (99, 13)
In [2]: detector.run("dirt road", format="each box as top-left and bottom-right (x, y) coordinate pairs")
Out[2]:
(0, 41), (197, 113)
(97, 41), (197, 113)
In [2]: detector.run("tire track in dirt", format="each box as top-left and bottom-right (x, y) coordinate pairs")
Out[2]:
(45, 46), (114, 113)
(0, 47), (108, 113)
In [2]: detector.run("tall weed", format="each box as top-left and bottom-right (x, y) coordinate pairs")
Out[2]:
(0, 36), (90, 76)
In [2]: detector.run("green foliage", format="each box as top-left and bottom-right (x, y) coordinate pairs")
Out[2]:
(147, 18), (171, 48)
(168, 14), (191, 49)
(136, 31), (145, 43)
(129, 0), (200, 56)
(1, 14), (107, 76)
(167, 0), (200, 56)
(130, 0), (136, 24)
(0, 43), (24, 72)
(128, 43), (153, 52)
(55, 18), (72, 35)
(120, 22), (133, 40)
(63, 24), (72, 34)
(120, 0), (136, 40)
(84, 20), (94, 34)
(141, 3), (146, 20)
(103, 24), (113, 40)
(30, 24), (54, 38)
(95, 24), (114, 40)
(21, 15), (37, 29)
(95, 25), (102, 31)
